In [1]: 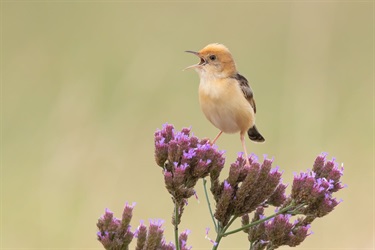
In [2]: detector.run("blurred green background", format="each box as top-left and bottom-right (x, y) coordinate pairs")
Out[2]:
(2, 1), (373, 249)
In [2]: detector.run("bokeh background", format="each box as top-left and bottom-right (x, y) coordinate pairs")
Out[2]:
(2, 1), (373, 249)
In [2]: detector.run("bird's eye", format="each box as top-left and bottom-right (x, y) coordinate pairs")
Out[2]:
(209, 55), (216, 61)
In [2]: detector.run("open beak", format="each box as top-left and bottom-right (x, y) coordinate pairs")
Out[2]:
(184, 50), (206, 71)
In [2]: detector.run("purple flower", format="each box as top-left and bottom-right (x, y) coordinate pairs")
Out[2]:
(154, 124), (226, 225)
(193, 159), (211, 177)
(122, 202), (135, 228)
(183, 148), (196, 160)
(314, 194), (341, 217)
(241, 214), (250, 234)
(164, 170), (174, 190)
(145, 219), (166, 249)
(242, 154), (344, 250)
(135, 221), (147, 250)
(97, 204), (135, 249)
(263, 214), (311, 248)
(179, 229), (192, 250)
(223, 180), (231, 190)
(290, 154), (345, 219)
(247, 207), (266, 243)
(174, 163), (189, 186)
(291, 171), (316, 203)
(232, 157), (283, 216)
(214, 180), (234, 225)
(267, 183), (287, 207)
(227, 159), (241, 186)
(313, 153), (345, 192)
(205, 228), (218, 246)
(160, 240), (176, 250)
(288, 224), (311, 247)
(133, 219), (179, 250)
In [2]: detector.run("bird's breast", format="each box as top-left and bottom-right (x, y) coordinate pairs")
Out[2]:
(198, 77), (255, 134)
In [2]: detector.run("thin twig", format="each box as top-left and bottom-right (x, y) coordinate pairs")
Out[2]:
(222, 204), (296, 237)
(174, 202), (180, 250)
(203, 178), (218, 232)
(222, 215), (238, 233)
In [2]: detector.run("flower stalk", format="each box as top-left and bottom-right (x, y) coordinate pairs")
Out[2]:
(203, 178), (218, 232)
(174, 201), (180, 250)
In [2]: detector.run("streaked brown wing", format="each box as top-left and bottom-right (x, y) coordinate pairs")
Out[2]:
(232, 73), (256, 113)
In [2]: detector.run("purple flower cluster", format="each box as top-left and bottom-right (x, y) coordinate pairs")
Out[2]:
(97, 203), (184, 250)
(97, 203), (135, 249)
(97, 124), (345, 250)
(243, 207), (310, 250)
(179, 229), (192, 250)
(154, 124), (225, 224)
(241, 153), (344, 249)
(211, 154), (286, 226)
(287, 153), (344, 221)
(134, 220), (176, 250)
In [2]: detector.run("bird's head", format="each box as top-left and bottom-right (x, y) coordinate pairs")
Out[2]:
(184, 43), (237, 78)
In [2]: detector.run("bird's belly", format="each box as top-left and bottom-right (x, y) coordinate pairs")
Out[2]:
(203, 104), (241, 133)
(199, 90), (254, 134)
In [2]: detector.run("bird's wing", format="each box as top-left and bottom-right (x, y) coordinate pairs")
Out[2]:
(232, 73), (257, 113)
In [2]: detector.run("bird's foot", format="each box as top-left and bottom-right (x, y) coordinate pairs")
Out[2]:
(210, 131), (223, 146)
(245, 157), (251, 167)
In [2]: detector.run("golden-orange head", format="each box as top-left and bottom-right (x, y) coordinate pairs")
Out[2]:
(184, 43), (237, 78)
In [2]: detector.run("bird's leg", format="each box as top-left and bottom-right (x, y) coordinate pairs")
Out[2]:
(211, 131), (223, 145)
(240, 133), (251, 167)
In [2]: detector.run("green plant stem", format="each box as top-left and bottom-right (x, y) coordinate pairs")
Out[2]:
(211, 216), (237, 250)
(212, 228), (223, 250)
(249, 242), (254, 250)
(222, 204), (295, 237)
(174, 202), (180, 250)
(211, 205), (296, 250)
(203, 178), (218, 232)
(223, 216), (238, 232)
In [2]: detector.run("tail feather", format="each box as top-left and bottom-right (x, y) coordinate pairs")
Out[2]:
(247, 125), (265, 142)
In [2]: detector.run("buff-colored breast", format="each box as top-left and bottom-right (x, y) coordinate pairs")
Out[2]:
(198, 77), (255, 134)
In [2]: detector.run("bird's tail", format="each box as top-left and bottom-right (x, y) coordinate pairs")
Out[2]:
(248, 125), (265, 143)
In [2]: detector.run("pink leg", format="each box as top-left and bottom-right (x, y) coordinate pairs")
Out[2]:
(211, 131), (223, 145)
(240, 133), (250, 167)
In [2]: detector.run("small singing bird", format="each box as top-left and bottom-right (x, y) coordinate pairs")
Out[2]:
(184, 43), (265, 166)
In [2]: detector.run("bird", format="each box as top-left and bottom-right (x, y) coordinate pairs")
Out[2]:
(184, 43), (265, 166)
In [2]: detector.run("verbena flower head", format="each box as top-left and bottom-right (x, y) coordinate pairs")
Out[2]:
(154, 124), (225, 203)
(288, 153), (345, 220)
(264, 214), (310, 248)
(213, 155), (286, 226)
(179, 229), (192, 250)
(135, 220), (147, 250)
(143, 219), (166, 249)
(134, 219), (180, 250)
(242, 153), (345, 249)
(245, 207), (266, 242)
(244, 208), (311, 249)
(97, 203), (180, 250)
(97, 203), (135, 250)
(312, 153), (345, 192)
